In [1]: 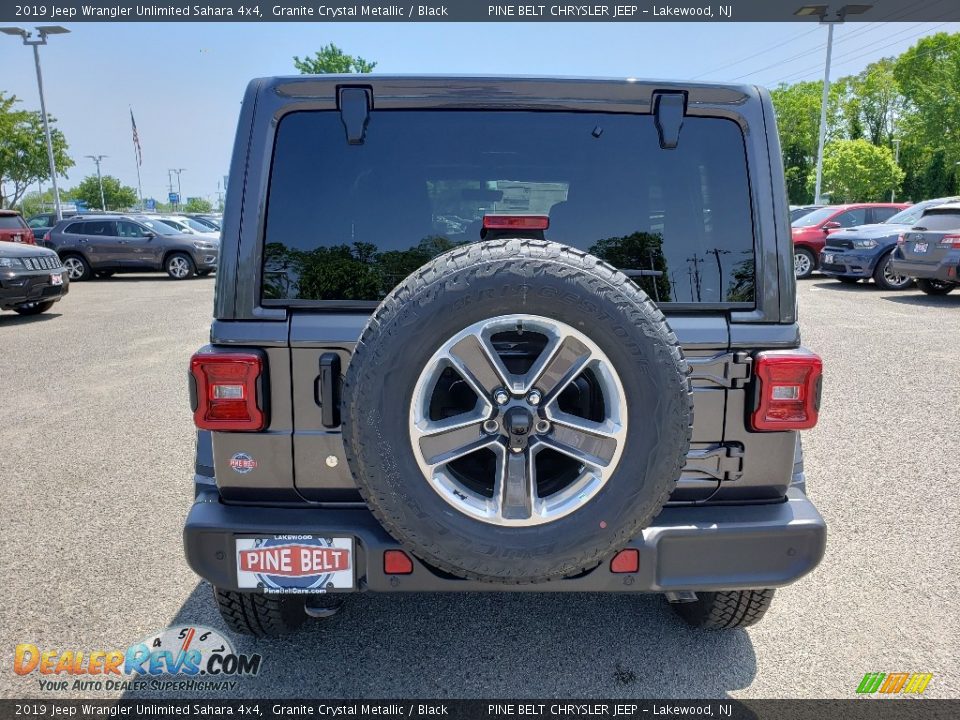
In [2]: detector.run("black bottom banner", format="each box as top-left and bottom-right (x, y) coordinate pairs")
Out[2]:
(0, 700), (955, 720)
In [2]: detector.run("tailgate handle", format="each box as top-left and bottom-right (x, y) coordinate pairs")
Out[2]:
(653, 91), (686, 149)
(315, 353), (342, 428)
(338, 86), (372, 145)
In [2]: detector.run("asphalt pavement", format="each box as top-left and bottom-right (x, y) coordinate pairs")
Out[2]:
(1, 274), (957, 699)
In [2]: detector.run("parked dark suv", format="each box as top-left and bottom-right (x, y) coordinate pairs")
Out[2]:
(184, 76), (826, 636)
(46, 214), (219, 281)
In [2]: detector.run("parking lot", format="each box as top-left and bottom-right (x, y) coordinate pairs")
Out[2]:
(1, 275), (958, 700)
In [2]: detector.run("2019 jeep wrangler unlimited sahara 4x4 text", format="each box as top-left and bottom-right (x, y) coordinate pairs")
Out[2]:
(184, 76), (826, 636)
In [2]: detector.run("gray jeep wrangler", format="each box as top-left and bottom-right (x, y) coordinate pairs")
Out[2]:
(184, 76), (826, 636)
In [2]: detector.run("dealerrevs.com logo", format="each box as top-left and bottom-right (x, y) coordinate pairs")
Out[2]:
(14, 626), (262, 693)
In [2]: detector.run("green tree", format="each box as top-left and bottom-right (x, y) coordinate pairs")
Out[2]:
(19, 188), (58, 216)
(65, 175), (138, 211)
(894, 32), (960, 198)
(810, 139), (904, 202)
(0, 92), (74, 209)
(184, 197), (213, 213)
(837, 59), (903, 146)
(293, 43), (377, 74)
(770, 81), (829, 204)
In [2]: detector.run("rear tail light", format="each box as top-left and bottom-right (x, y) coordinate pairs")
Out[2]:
(750, 350), (823, 432)
(610, 549), (639, 573)
(189, 352), (266, 431)
(383, 550), (414, 575)
(896, 234), (906, 246)
(482, 214), (550, 231)
(938, 234), (960, 249)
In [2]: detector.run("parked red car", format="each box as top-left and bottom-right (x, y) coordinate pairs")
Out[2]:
(791, 203), (908, 278)
(0, 210), (35, 245)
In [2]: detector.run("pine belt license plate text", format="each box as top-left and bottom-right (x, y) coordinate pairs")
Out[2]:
(236, 536), (354, 593)
(914, 242), (928, 253)
(50, 274), (63, 286)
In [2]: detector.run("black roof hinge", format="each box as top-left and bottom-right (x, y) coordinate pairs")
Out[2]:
(652, 91), (687, 150)
(337, 86), (372, 145)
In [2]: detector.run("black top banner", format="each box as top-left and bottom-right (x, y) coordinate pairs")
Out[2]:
(0, 0), (958, 22)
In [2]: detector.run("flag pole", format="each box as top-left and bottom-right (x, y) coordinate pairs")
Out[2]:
(130, 106), (144, 211)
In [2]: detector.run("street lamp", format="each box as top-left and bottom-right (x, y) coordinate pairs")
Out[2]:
(85, 155), (108, 210)
(1, 25), (70, 221)
(169, 168), (185, 210)
(794, 4), (872, 205)
(891, 138), (901, 202)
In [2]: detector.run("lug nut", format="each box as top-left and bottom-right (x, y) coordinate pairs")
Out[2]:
(493, 389), (509, 405)
(535, 419), (551, 434)
(483, 419), (500, 434)
(527, 390), (542, 406)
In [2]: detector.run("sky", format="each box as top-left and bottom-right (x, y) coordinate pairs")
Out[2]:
(1, 20), (957, 206)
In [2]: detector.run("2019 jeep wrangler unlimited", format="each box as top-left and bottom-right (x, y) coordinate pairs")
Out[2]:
(184, 76), (826, 636)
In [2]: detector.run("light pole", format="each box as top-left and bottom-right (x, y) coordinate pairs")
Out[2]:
(169, 168), (185, 210)
(1, 25), (70, 221)
(891, 138), (901, 202)
(794, 4), (872, 205)
(85, 155), (108, 210)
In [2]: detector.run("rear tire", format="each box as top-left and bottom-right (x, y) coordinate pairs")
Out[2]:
(165, 252), (195, 280)
(62, 254), (92, 282)
(671, 589), (775, 629)
(794, 248), (815, 279)
(213, 587), (307, 637)
(916, 279), (954, 296)
(872, 253), (912, 291)
(13, 300), (55, 316)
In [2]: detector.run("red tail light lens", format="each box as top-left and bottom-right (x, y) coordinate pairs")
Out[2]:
(610, 549), (639, 573)
(190, 352), (266, 431)
(938, 234), (960, 249)
(482, 214), (550, 230)
(751, 350), (823, 431)
(383, 550), (414, 575)
(896, 234), (906, 246)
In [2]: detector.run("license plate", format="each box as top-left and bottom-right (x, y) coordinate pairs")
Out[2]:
(914, 242), (928, 253)
(824, 254), (835, 264)
(12, 235), (22, 243)
(50, 274), (63, 286)
(236, 536), (354, 592)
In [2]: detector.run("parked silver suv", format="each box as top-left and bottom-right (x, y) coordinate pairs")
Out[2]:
(45, 214), (218, 281)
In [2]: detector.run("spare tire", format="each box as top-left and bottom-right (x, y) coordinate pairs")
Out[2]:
(341, 239), (692, 583)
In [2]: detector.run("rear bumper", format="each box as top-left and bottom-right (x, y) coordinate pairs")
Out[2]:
(890, 254), (959, 283)
(183, 487), (826, 593)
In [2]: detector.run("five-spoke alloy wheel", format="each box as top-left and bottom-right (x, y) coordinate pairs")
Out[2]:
(410, 315), (627, 527)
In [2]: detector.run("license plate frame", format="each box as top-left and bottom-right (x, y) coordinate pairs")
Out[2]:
(235, 535), (354, 593)
(914, 241), (928, 254)
(50, 274), (63, 286)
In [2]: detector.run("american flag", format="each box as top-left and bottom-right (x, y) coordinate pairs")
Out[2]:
(130, 109), (142, 166)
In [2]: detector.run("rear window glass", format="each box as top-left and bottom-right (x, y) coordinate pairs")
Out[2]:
(916, 211), (960, 231)
(262, 111), (756, 305)
(0, 215), (27, 230)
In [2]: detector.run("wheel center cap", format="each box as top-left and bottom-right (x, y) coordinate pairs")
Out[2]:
(503, 406), (534, 452)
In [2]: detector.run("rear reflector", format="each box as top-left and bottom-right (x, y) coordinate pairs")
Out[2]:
(610, 549), (639, 573)
(383, 550), (413, 575)
(482, 214), (550, 231)
(190, 352), (266, 431)
(751, 350), (823, 432)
